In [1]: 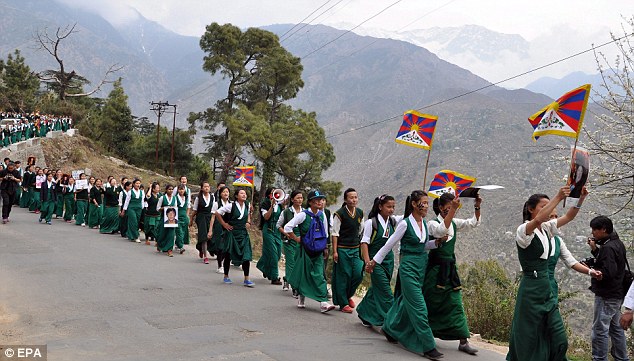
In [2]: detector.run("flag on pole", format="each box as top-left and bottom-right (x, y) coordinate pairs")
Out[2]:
(233, 166), (255, 187)
(528, 84), (591, 141)
(428, 170), (476, 198)
(395, 110), (438, 150)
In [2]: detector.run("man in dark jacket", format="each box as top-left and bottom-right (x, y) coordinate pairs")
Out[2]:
(0, 161), (22, 223)
(587, 216), (629, 361)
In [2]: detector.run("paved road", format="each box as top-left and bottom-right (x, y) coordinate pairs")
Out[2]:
(0, 207), (506, 361)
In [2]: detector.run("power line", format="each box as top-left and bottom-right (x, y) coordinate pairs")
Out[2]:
(301, 0), (404, 60)
(306, 0), (458, 77)
(325, 32), (634, 139)
(280, 0), (347, 44)
(278, 0), (333, 41)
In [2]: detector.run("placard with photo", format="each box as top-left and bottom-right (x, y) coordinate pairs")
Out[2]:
(163, 207), (178, 228)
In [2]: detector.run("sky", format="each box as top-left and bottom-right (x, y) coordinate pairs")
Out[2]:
(56, 0), (634, 87)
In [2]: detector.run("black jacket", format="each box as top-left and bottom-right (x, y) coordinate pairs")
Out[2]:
(591, 232), (627, 299)
(0, 169), (22, 193)
(39, 181), (58, 202)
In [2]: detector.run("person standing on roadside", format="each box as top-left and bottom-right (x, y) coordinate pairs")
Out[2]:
(586, 215), (630, 361)
(0, 162), (22, 223)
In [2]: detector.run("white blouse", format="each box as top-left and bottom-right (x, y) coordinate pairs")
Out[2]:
(192, 194), (212, 210)
(216, 201), (247, 220)
(373, 214), (448, 264)
(283, 209), (329, 237)
(516, 219), (560, 260)
(360, 215), (404, 244)
(276, 206), (303, 230)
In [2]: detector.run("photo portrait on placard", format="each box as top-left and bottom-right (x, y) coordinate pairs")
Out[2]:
(568, 146), (589, 198)
(164, 207), (178, 227)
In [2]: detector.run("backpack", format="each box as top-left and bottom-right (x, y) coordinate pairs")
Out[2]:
(302, 210), (328, 257)
(370, 216), (397, 241)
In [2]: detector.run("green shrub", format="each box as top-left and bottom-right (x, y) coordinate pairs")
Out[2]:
(461, 259), (518, 342)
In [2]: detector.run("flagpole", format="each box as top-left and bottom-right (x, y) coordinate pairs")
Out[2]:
(563, 136), (580, 207)
(423, 149), (432, 191)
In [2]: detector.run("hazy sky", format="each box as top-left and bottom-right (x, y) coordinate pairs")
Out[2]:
(56, 0), (633, 87)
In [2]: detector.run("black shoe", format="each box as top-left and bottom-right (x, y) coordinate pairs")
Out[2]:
(359, 316), (372, 328)
(423, 348), (444, 360)
(380, 329), (397, 344)
(458, 342), (478, 355)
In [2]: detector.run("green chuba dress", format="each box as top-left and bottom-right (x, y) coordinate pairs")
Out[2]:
(422, 220), (470, 340)
(224, 201), (252, 266)
(256, 199), (283, 281)
(144, 193), (161, 240)
(75, 188), (88, 225)
(382, 217), (436, 354)
(88, 186), (104, 228)
(125, 189), (143, 240)
(286, 210), (329, 302)
(356, 217), (396, 326)
(281, 207), (301, 284)
(194, 194), (214, 255)
(100, 187), (120, 233)
(19, 172), (31, 208)
(175, 194), (190, 246)
(506, 225), (567, 361)
(210, 200), (230, 254)
(548, 235), (564, 304)
(63, 184), (76, 221)
(331, 206), (365, 308)
(157, 194), (178, 252)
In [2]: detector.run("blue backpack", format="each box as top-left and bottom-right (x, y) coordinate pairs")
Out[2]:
(302, 210), (328, 256)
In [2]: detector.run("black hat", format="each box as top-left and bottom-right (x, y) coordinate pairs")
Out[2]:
(307, 189), (326, 201)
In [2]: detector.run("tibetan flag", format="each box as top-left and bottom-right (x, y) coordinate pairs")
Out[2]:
(428, 170), (476, 198)
(233, 166), (255, 188)
(395, 110), (438, 150)
(528, 84), (591, 141)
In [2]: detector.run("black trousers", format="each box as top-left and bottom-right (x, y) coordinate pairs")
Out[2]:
(1, 190), (16, 219)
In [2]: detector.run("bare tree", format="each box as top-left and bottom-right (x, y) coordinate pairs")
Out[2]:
(585, 17), (634, 219)
(34, 23), (122, 100)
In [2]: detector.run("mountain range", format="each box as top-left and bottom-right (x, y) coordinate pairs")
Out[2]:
(0, 0), (608, 268)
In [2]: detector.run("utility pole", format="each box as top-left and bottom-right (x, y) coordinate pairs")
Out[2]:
(150, 101), (169, 170)
(167, 103), (177, 176)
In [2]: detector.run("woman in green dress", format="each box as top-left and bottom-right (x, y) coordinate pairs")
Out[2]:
(257, 187), (284, 285)
(38, 172), (57, 225)
(122, 179), (143, 242)
(332, 188), (365, 313)
(210, 186), (231, 273)
(276, 190), (303, 295)
(88, 178), (104, 229)
(118, 180), (131, 238)
(54, 170), (65, 219)
(175, 184), (191, 249)
(507, 186), (592, 361)
(74, 173), (89, 227)
(214, 188), (255, 287)
(156, 184), (179, 257)
(366, 190), (457, 360)
(283, 189), (336, 313)
(29, 168), (44, 213)
(191, 182), (214, 264)
(144, 182), (162, 245)
(100, 178), (120, 234)
(62, 177), (76, 222)
(422, 193), (481, 355)
(19, 165), (32, 208)
(357, 194), (399, 327)
(546, 210), (598, 304)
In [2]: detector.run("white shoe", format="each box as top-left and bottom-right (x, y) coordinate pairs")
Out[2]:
(320, 302), (335, 313)
(216, 267), (224, 274)
(297, 295), (305, 308)
(282, 281), (290, 291)
(135, 239), (141, 243)
(81, 223), (86, 227)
